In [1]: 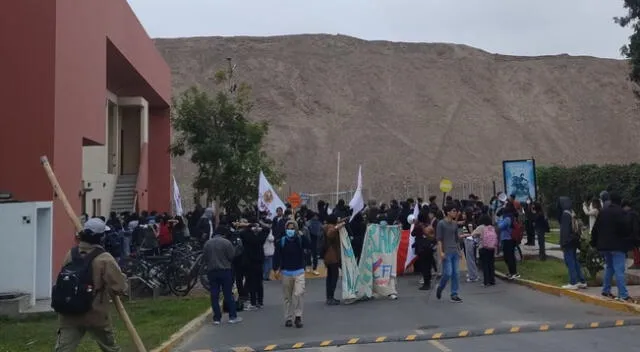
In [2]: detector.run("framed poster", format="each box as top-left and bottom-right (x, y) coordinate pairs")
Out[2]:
(502, 159), (537, 202)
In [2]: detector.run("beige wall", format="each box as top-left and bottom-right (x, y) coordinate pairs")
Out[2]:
(81, 94), (148, 216)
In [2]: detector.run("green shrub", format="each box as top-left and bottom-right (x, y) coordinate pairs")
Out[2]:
(537, 164), (640, 218)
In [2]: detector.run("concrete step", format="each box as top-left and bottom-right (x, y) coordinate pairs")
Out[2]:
(113, 190), (135, 197)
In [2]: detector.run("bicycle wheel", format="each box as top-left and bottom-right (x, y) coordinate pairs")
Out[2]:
(168, 257), (197, 296)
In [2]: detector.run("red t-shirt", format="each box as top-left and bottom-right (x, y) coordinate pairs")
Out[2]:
(157, 223), (173, 246)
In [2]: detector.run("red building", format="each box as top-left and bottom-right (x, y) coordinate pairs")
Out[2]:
(0, 0), (171, 275)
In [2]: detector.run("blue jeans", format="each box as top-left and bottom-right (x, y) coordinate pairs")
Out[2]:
(207, 269), (236, 321)
(263, 256), (273, 280)
(438, 252), (460, 297)
(562, 247), (585, 284)
(602, 251), (629, 299)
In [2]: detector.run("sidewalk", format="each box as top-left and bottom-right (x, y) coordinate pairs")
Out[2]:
(516, 241), (640, 299)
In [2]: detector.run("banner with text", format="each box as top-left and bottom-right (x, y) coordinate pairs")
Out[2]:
(339, 227), (360, 302)
(356, 224), (401, 299)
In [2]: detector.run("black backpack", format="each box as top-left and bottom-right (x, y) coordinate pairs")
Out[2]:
(51, 247), (104, 315)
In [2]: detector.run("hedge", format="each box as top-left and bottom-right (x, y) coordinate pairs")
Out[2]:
(536, 164), (640, 218)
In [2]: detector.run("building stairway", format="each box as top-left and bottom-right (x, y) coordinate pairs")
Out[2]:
(111, 174), (137, 214)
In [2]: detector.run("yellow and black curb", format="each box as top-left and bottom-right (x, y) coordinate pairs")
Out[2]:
(210, 318), (640, 352)
(494, 271), (640, 315)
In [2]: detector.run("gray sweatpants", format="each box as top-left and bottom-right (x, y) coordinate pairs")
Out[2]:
(464, 238), (478, 280)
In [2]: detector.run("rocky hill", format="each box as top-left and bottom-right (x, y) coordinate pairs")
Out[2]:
(155, 34), (640, 205)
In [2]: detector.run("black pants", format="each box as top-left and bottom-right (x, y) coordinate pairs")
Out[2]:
(326, 263), (340, 300)
(246, 264), (264, 306)
(306, 235), (319, 270)
(536, 229), (547, 260)
(419, 252), (433, 285)
(479, 248), (496, 285)
(234, 265), (247, 299)
(526, 223), (535, 245)
(501, 239), (518, 275)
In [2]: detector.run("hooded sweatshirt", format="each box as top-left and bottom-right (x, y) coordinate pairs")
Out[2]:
(558, 197), (579, 249)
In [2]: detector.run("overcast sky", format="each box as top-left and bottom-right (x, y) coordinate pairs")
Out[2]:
(128, 0), (632, 59)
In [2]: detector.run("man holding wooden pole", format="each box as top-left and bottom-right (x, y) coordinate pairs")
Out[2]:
(53, 217), (127, 351)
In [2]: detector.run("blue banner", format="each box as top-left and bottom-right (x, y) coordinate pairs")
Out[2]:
(502, 159), (537, 202)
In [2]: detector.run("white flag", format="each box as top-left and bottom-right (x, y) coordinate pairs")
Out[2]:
(349, 166), (365, 222)
(258, 171), (286, 219)
(404, 203), (420, 270)
(172, 175), (184, 216)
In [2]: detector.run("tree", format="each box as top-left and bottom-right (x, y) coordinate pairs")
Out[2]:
(170, 61), (284, 211)
(615, 1), (640, 90)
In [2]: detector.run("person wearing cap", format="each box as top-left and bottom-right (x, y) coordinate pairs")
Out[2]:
(273, 219), (310, 328)
(54, 218), (127, 352)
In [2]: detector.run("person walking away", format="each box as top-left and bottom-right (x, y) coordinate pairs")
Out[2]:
(203, 225), (243, 324)
(238, 219), (268, 309)
(53, 218), (127, 352)
(471, 214), (498, 286)
(532, 202), (550, 260)
(307, 212), (323, 275)
(274, 220), (310, 328)
(323, 215), (345, 305)
(558, 197), (587, 290)
(435, 205), (463, 303)
(413, 211), (436, 290)
(583, 197), (601, 234)
(497, 205), (520, 279)
(591, 193), (633, 301)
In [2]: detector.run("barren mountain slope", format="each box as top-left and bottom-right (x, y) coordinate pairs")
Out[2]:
(155, 34), (640, 203)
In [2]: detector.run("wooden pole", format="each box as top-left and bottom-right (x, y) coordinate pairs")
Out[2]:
(40, 156), (147, 352)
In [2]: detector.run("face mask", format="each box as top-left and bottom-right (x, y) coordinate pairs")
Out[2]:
(526, 200), (531, 204)
(285, 229), (296, 237)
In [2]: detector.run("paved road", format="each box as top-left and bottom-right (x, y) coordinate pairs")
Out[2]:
(174, 275), (636, 352)
(279, 327), (640, 352)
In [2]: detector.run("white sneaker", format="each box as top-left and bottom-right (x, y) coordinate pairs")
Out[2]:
(577, 282), (588, 289)
(228, 317), (243, 324)
(244, 304), (258, 311)
(562, 284), (578, 290)
(389, 294), (398, 300)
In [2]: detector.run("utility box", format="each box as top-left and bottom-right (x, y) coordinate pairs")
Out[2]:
(0, 202), (53, 309)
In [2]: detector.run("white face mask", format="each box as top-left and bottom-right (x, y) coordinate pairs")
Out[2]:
(526, 200), (531, 204)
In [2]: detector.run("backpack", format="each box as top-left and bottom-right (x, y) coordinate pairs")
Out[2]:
(104, 231), (123, 258)
(564, 210), (582, 239)
(51, 247), (104, 315)
(481, 226), (498, 249)
(511, 217), (524, 244)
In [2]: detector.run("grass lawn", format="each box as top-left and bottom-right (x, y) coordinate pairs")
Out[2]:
(495, 258), (568, 287)
(545, 231), (560, 245)
(0, 296), (210, 352)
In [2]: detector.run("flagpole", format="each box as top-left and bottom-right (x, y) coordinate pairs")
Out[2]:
(336, 152), (341, 205)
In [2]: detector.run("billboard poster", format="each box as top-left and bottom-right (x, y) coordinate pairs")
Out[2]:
(502, 159), (537, 202)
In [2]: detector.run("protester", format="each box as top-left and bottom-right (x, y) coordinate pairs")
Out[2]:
(558, 196), (587, 290)
(497, 204), (520, 279)
(323, 215), (345, 305)
(203, 225), (243, 324)
(436, 204), (463, 303)
(413, 211), (436, 290)
(591, 192), (632, 301)
(274, 220), (310, 328)
(52, 218), (127, 351)
(471, 214), (498, 286)
(532, 202), (550, 260)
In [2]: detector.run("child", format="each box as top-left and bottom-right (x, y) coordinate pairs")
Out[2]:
(472, 214), (498, 286)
